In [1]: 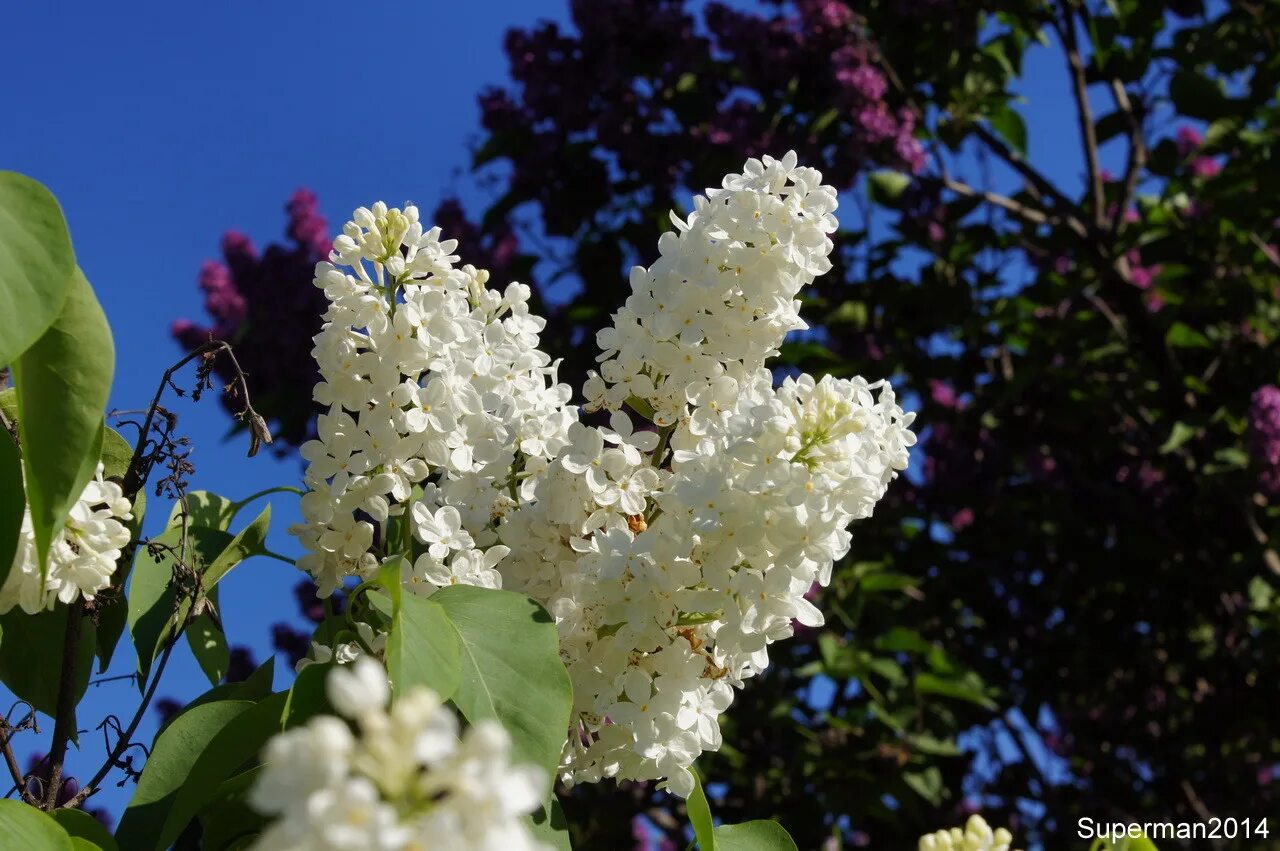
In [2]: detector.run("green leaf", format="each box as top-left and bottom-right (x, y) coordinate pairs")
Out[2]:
(529, 799), (572, 850)
(167, 491), (236, 532)
(53, 808), (118, 851)
(12, 268), (113, 573)
(0, 427), (23, 593)
(187, 590), (230, 687)
(431, 585), (572, 793)
(157, 691), (289, 850)
(714, 821), (799, 851)
(203, 505), (270, 588)
(93, 429), (145, 675)
(114, 699), (254, 851)
(0, 799), (74, 850)
(127, 525), (235, 686)
(1158, 422), (1197, 454)
(914, 672), (997, 710)
(281, 660), (333, 729)
(388, 590), (461, 702)
(687, 769), (717, 851)
(0, 605), (96, 720)
(868, 170), (912, 205)
(0, 171), (76, 367)
(987, 106), (1028, 156)
(198, 767), (268, 851)
(1165, 321), (1211, 349)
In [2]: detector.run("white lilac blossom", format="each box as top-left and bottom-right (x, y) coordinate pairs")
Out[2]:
(248, 658), (548, 851)
(0, 462), (133, 615)
(918, 815), (1019, 851)
(289, 202), (576, 597)
(292, 153), (915, 798)
(295, 620), (386, 673)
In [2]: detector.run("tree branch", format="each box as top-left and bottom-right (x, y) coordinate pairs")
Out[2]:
(0, 719), (34, 805)
(42, 603), (84, 809)
(969, 123), (1090, 238)
(944, 178), (1052, 228)
(1110, 78), (1148, 230)
(1055, 7), (1106, 228)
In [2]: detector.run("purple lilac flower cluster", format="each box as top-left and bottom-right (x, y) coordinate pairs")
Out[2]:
(476, 0), (924, 243)
(1251, 385), (1280, 495)
(171, 190), (331, 451)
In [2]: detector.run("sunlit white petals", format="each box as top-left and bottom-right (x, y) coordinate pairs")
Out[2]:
(0, 463), (133, 615)
(249, 666), (548, 851)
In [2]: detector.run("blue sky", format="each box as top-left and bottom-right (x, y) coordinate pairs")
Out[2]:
(0, 0), (1157, 825)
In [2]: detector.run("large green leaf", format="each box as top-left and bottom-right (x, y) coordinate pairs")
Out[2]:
(714, 821), (799, 851)
(0, 171), (76, 367)
(53, 808), (119, 851)
(91, 426), (145, 674)
(166, 491), (236, 532)
(12, 268), (113, 572)
(387, 588), (461, 703)
(127, 525), (234, 686)
(281, 660), (333, 729)
(203, 504), (270, 587)
(431, 585), (571, 792)
(0, 605), (96, 721)
(198, 767), (268, 851)
(529, 798), (572, 850)
(0, 798), (74, 850)
(187, 587), (230, 687)
(157, 691), (289, 850)
(688, 770), (717, 851)
(114, 699), (254, 850)
(0, 427), (23, 593)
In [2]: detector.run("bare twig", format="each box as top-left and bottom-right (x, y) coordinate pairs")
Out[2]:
(0, 719), (35, 805)
(63, 634), (181, 809)
(122, 340), (271, 499)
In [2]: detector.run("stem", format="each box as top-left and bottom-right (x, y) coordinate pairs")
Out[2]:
(42, 604), (84, 809)
(650, 424), (675, 469)
(0, 721), (33, 804)
(63, 633), (180, 810)
(229, 486), (304, 519)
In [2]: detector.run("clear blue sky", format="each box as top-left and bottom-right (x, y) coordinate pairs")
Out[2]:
(0, 0), (1150, 824)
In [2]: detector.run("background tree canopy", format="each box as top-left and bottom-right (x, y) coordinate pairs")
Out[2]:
(174, 0), (1280, 847)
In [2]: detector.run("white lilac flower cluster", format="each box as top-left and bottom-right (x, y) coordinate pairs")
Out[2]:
(289, 202), (575, 597)
(919, 815), (1019, 851)
(292, 153), (915, 798)
(0, 462), (132, 615)
(249, 658), (548, 851)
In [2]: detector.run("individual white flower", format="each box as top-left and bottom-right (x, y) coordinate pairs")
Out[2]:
(0, 462), (133, 615)
(327, 655), (391, 719)
(411, 504), (474, 561)
(918, 815), (1019, 851)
